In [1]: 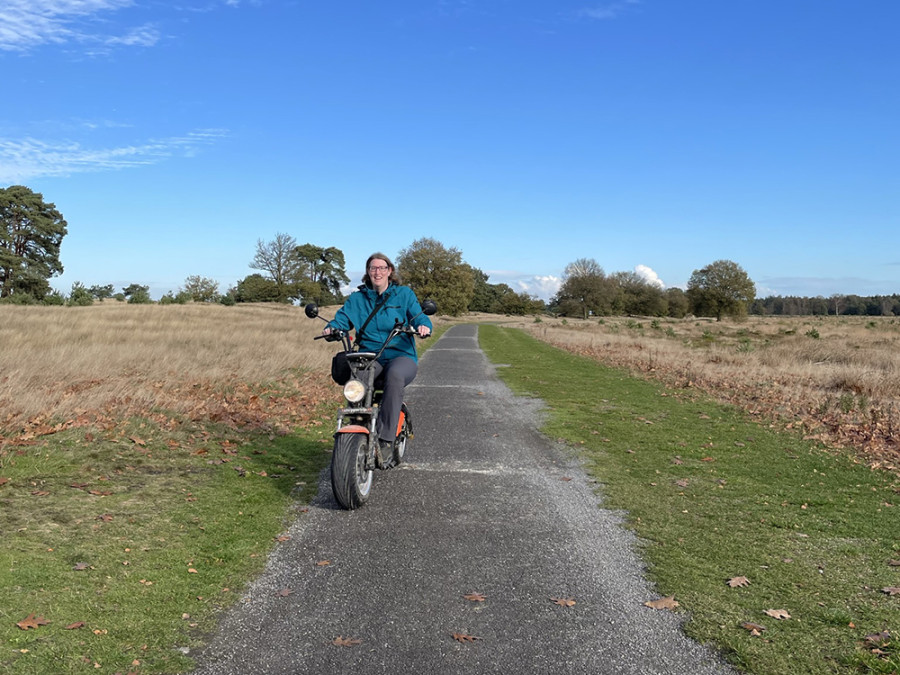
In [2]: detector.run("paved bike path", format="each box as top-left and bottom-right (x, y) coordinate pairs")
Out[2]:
(193, 325), (735, 674)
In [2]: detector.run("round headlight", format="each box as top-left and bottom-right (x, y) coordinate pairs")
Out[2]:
(343, 379), (366, 403)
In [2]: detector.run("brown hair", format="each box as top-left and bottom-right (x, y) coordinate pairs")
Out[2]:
(362, 252), (401, 288)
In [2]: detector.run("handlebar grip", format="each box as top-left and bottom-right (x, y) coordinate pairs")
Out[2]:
(314, 332), (343, 342)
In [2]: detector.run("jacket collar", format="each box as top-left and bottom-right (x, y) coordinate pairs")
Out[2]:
(359, 281), (394, 299)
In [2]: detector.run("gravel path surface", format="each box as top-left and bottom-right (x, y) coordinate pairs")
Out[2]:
(192, 324), (736, 675)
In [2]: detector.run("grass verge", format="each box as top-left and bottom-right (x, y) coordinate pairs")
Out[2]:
(0, 407), (334, 674)
(479, 324), (900, 675)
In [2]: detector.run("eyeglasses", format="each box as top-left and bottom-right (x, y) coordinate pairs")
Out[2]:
(368, 265), (390, 273)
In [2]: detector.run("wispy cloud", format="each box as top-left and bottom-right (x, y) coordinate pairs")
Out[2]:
(0, 0), (160, 52)
(578, 0), (640, 21)
(0, 129), (228, 183)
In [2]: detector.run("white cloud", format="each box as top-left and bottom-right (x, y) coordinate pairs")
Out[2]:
(0, 0), (135, 51)
(103, 24), (161, 48)
(487, 270), (561, 302)
(634, 264), (664, 288)
(514, 275), (562, 301)
(0, 129), (228, 182)
(579, 0), (640, 21)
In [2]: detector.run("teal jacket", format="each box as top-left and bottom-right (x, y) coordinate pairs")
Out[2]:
(327, 283), (432, 363)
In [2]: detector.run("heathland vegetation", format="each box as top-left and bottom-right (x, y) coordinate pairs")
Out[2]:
(516, 313), (900, 471)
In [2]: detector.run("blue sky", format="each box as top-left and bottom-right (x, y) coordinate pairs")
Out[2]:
(1, 0), (897, 301)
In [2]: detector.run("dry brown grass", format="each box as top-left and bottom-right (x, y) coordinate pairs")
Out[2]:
(5, 304), (897, 470)
(0, 302), (340, 435)
(497, 314), (900, 470)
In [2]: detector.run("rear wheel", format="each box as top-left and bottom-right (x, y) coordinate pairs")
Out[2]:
(392, 403), (412, 466)
(331, 433), (372, 510)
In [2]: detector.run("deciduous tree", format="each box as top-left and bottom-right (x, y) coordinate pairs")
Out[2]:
(609, 270), (666, 316)
(686, 259), (755, 321)
(0, 185), (67, 300)
(250, 233), (299, 302)
(396, 238), (474, 316)
(235, 274), (282, 303)
(553, 258), (613, 318)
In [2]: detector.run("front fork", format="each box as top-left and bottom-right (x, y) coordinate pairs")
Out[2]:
(335, 406), (379, 470)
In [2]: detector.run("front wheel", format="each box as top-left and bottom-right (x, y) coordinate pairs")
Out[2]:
(331, 433), (372, 510)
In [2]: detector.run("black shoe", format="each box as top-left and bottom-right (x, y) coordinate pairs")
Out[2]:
(377, 439), (394, 469)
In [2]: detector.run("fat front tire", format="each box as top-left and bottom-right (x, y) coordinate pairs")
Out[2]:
(392, 403), (412, 467)
(331, 433), (372, 510)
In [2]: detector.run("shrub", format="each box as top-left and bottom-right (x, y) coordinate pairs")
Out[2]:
(127, 289), (153, 304)
(68, 282), (94, 307)
(43, 290), (66, 306)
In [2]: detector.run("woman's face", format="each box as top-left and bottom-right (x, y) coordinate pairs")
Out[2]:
(368, 258), (391, 292)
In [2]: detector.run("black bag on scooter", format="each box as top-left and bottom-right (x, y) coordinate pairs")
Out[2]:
(331, 351), (352, 385)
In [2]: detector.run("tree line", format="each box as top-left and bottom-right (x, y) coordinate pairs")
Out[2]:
(750, 294), (900, 317)
(7, 184), (892, 319)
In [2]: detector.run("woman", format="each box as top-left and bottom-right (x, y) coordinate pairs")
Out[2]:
(323, 252), (432, 460)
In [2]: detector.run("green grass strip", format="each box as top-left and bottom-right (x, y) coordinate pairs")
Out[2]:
(0, 414), (333, 674)
(479, 324), (900, 675)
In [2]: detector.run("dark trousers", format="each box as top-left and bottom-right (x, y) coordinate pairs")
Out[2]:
(372, 356), (418, 442)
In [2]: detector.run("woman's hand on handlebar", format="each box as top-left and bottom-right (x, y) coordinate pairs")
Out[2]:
(416, 325), (431, 338)
(315, 326), (342, 341)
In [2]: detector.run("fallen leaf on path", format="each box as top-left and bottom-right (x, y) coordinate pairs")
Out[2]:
(644, 596), (679, 611)
(740, 622), (766, 633)
(316, 560), (331, 567)
(65, 622), (85, 630)
(0, 477), (9, 486)
(17, 613), (50, 630)
(764, 609), (791, 620)
(881, 587), (900, 596)
(332, 636), (361, 647)
(275, 588), (292, 597)
(551, 597), (576, 607)
(727, 576), (751, 588)
(72, 562), (90, 571)
(452, 632), (480, 643)
(464, 593), (486, 602)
